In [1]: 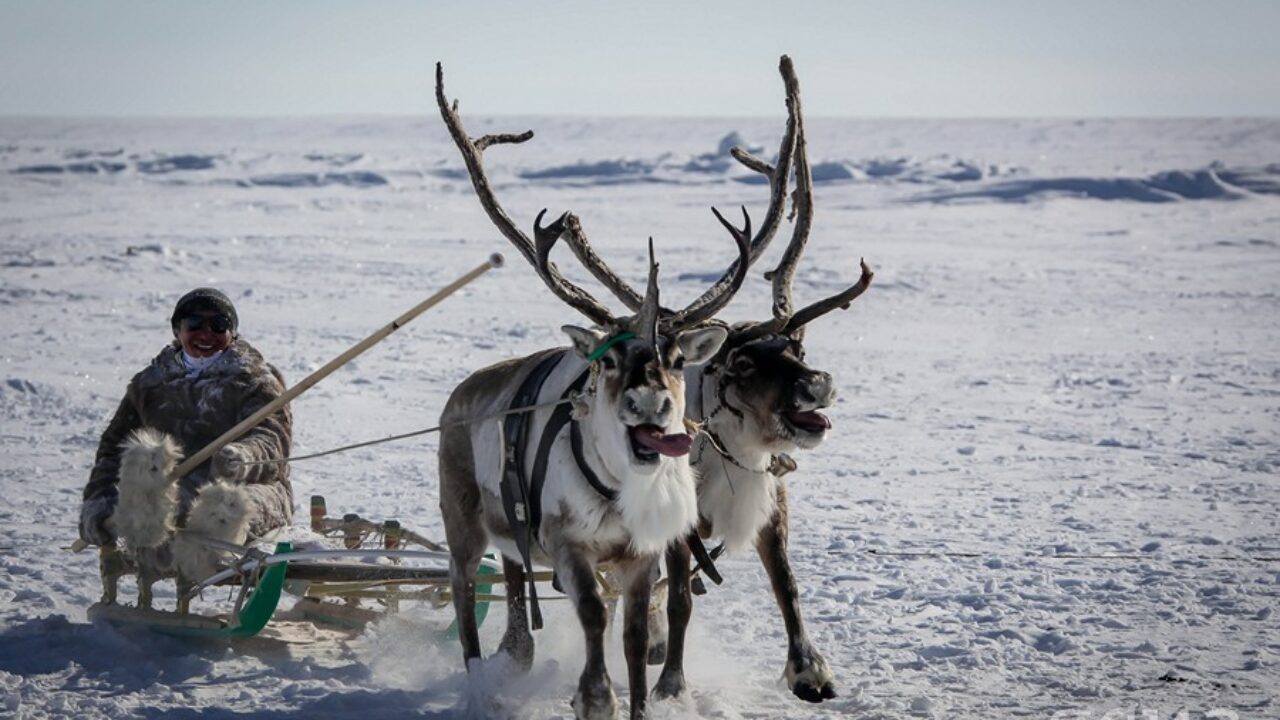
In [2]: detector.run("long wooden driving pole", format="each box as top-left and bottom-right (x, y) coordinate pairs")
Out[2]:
(170, 252), (505, 480)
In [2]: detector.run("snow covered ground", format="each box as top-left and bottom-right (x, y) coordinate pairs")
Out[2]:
(1, 115), (1278, 719)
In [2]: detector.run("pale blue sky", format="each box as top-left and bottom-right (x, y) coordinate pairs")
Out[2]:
(1, 0), (1277, 117)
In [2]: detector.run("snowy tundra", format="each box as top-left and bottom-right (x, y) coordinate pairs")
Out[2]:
(1, 115), (1278, 719)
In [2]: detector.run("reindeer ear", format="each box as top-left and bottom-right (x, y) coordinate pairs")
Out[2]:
(563, 325), (609, 359)
(678, 326), (728, 366)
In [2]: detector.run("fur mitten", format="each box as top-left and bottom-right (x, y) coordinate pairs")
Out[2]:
(112, 428), (182, 550)
(213, 444), (250, 483)
(173, 481), (251, 581)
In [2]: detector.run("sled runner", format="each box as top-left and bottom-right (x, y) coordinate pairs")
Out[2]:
(85, 495), (719, 641)
(88, 541), (293, 638)
(86, 502), (499, 640)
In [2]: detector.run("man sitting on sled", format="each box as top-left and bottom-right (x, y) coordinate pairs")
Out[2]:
(77, 288), (293, 598)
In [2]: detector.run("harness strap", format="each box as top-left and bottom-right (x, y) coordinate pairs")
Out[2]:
(686, 530), (724, 585)
(570, 420), (619, 502)
(500, 350), (567, 630)
(530, 369), (599, 533)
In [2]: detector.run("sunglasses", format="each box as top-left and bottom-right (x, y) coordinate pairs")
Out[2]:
(180, 314), (233, 333)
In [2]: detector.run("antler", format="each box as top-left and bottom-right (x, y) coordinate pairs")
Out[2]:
(674, 55), (803, 322)
(438, 59), (798, 335)
(436, 63), (616, 327)
(660, 207), (751, 331)
(562, 214), (646, 312)
(749, 68), (874, 343)
(782, 260), (874, 338)
(635, 240), (661, 343)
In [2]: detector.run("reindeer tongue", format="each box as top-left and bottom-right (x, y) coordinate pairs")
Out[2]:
(786, 410), (832, 432)
(630, 425), (694, 457)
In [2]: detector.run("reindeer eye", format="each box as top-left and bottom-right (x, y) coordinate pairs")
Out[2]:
(730, 355), (755, 376)
(599, 354), (617, 371)
(672, 356), (685, 371)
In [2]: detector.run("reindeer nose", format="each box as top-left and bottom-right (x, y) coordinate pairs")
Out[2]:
(796, 372), (835, 406)
(623, 387), (675, 424)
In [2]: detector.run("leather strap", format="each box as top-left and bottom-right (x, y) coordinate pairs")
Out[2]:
(686, 530), (724, 585)
(499, 350), (567, 630)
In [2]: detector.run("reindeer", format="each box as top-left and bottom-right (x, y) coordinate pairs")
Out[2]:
(435, 64), (759, 720)
(653, 60), (874, 704)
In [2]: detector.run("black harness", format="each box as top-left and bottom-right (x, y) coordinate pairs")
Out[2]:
(498, 349), (731, 628)
(500, 350), (615, 629)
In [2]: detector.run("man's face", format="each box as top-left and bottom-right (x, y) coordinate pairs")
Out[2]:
(176, 311), (233, 358)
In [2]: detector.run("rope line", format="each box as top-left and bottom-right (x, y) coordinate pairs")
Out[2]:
(240, 396), (577, 467)
(864, 548), (1279, 563)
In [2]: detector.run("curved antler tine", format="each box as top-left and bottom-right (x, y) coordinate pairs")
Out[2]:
(726, 316), (787, 347)
(727, 55), (802, 261)
(438, 64), (616, 327)
(678, 56), (803, 316)
(659, 206), (752, 329)
(534, 208), (569, 261)
(767, 103), (813, 323)
(436, 63), (537, 266)
(710, 205), (752, 246)
(633, 238), (661, 343)
(663, 212), (752, 331)
(526, 209), (617, 327)
(782, 259), (874, 341)
(562, 214), (645, 312)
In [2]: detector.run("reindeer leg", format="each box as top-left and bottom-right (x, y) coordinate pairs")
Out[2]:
(618, 557), (656, 720)
(757, 482), (835, 702)
(551, 538), (618, 720)
(653, 541), (692, 700)
(176, 573), (191, 615)
(497, 553), (534, 672)
(98, 544), (122, 605)
(136, 552), (156, 610)
(646, 579), (668, 665)
(135, 545), (156, 607)
(439, 423), (488, 667)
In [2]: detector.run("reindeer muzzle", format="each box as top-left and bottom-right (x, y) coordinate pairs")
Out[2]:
(630, 424), (694, 457)
(784, 410), (831, 433)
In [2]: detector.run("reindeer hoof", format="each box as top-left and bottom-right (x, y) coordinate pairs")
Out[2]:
(497, 634), (534, 673)
(792, 679), (837, 703)
(785, 654), (836, 703)
(572, 685), (619, 720)
(646, 641), (667, 666)
(651, 670), (686, 700)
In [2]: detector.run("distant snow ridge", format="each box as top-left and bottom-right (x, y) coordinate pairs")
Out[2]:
(240, 172), (389, 188)
(732, 153), (1010, 186)
(518, 158), (660, 182)
(916, 166), (1270, 204)
(136, 154), (219, 174)
(7, 149), (388, 188)
(13, 161), (127, 175)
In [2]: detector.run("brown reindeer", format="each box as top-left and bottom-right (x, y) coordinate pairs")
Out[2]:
(654, 58), (874, 704)
(435, 63), (763, 720)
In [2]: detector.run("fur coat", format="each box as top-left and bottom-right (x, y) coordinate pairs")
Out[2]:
(80, 338), (293, 542)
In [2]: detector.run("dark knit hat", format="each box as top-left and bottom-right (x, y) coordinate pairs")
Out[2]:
(171, 287), (238, 334)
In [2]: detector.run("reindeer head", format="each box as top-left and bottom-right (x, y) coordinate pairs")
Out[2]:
(540, 220), (734, 477)
(694, 54), (873, 457)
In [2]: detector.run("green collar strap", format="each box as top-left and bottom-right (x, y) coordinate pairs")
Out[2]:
(586, 332), (635, 363)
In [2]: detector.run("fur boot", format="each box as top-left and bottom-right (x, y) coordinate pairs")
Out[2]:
(110, 428), (182, 550)
(174, 481), (251, 582)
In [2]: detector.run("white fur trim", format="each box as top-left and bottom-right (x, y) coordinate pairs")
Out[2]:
(174, 481), (251, 581)
(112, 428), (182, 549)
